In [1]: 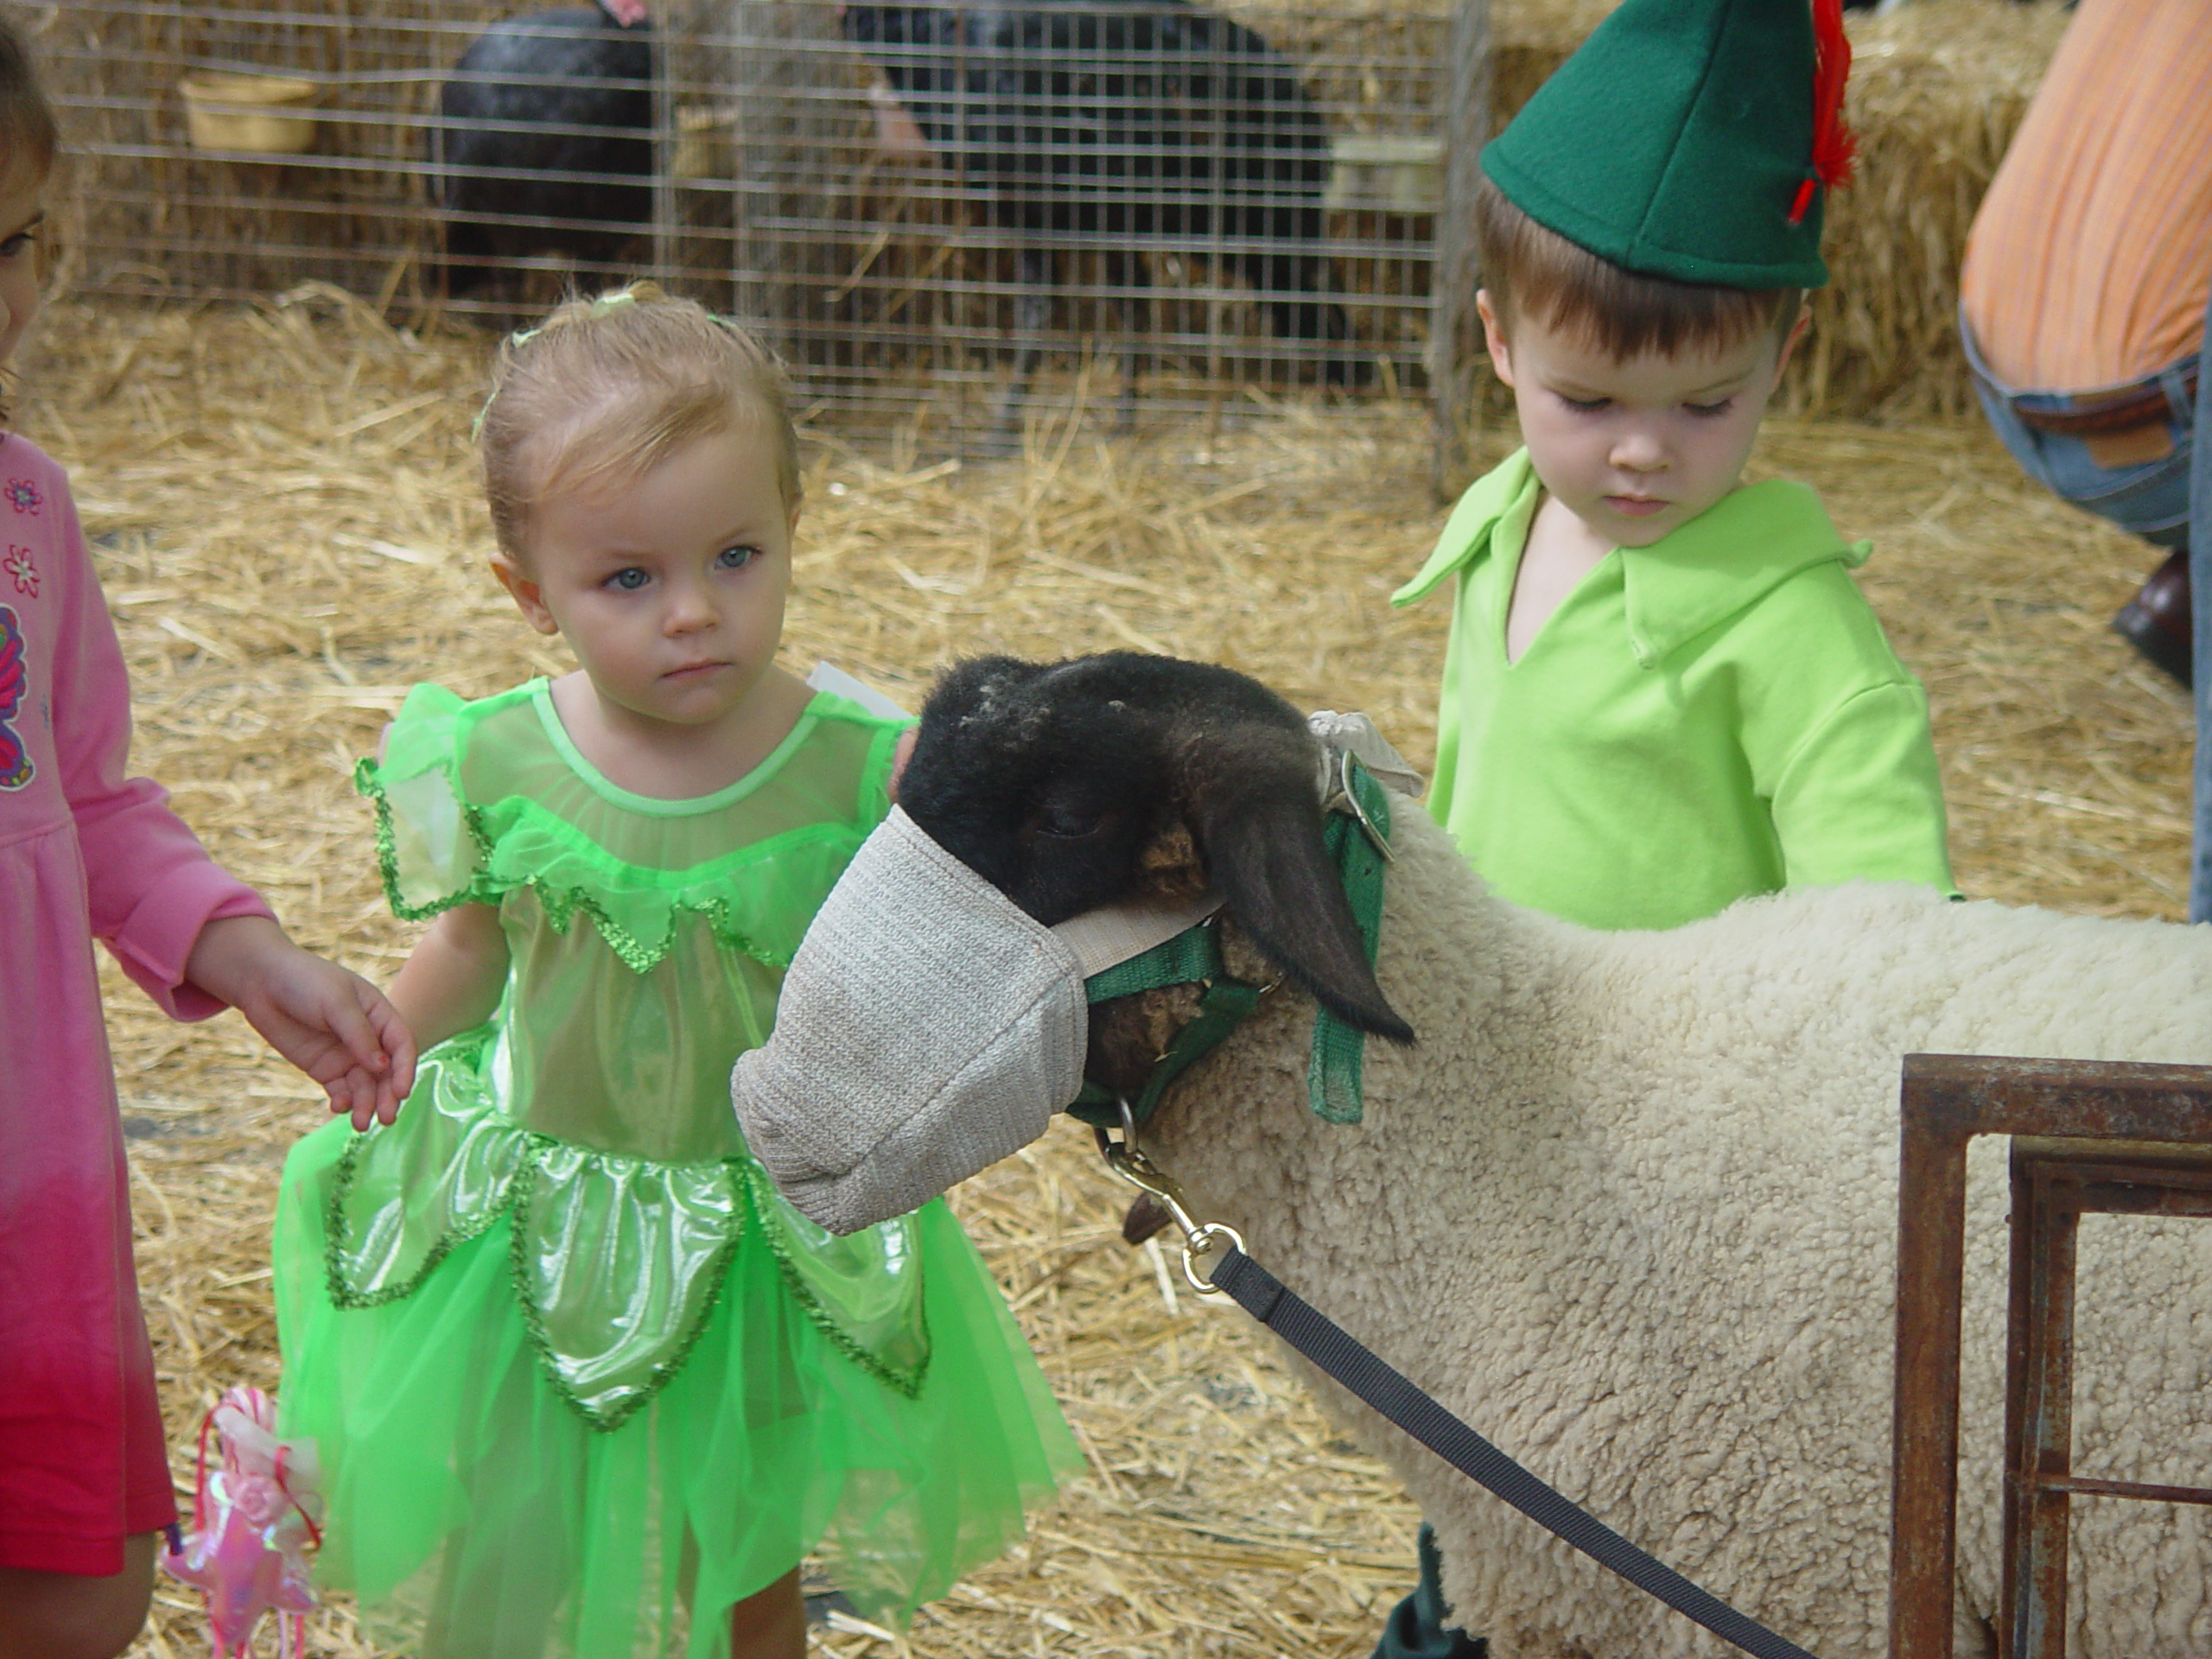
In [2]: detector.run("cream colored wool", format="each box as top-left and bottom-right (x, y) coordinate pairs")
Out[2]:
(1129, 804), (2212, 1659)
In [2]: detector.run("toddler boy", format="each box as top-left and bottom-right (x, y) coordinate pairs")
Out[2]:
(1396, 0), (1952, 933)
(1378, 0), (1951, 1651)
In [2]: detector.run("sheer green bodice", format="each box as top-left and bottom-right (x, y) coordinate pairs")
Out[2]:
(370, 678), (899, 1162)
(339, 677), (926, 1427)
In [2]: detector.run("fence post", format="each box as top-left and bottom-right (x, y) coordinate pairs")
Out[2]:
(652, 13), (676, 289)
(1428, 0), (1488, 503)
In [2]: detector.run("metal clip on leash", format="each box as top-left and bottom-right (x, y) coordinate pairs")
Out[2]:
(1094, 1095), (1244, 1296)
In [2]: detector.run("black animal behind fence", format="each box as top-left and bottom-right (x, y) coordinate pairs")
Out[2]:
(431, 0), (655, 304)
(842, 0), (1365, 445)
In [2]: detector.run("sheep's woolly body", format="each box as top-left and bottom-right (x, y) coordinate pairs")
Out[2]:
(1144, 808), (2212, 1658)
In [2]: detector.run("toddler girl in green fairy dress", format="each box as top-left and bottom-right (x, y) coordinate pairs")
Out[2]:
(272, 285), (1079, 1659)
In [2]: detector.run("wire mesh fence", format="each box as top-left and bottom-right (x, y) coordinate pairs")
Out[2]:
(35, 3), (653, 313)
(29, 0), (1484, 450)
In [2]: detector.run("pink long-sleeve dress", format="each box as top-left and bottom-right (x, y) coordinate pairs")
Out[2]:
(0, 435), (272, 1576)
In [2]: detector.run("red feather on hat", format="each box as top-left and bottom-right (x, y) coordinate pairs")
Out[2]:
(1788, 0), (1856, 225)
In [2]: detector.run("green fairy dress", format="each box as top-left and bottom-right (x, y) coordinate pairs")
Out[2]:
(273, 677), (1078, 1659)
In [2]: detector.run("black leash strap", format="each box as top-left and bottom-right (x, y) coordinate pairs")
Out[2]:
(1207, 1246), (1826, 1659)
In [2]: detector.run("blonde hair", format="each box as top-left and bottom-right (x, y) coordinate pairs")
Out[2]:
(478, 283), (801, 563)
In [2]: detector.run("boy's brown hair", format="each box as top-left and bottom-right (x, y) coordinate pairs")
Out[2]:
(1474, 173), (1801, 361)
(479, 282), (800, 564)
(0, 17), (56, 188)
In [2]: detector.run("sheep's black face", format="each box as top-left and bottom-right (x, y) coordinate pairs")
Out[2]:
(900, 654), (1193, 925)
(902, 652), (1414, 1043)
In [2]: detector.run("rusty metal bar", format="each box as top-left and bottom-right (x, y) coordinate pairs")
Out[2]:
(1892, 1076), (1972, 1659)
(2041, 1173), (2212, 1217)
(1895, 1055), (2212, 1146)
(2005, 1150), (2076, 1659)
(2043, 1477), (2212, 1505)
(2001, 1145), (2032, 1657)
(1890, 1054), (2212, 1659)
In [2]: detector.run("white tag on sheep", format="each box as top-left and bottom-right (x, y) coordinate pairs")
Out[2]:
(804, 659), (911, 721)
(1307, 710), (1425, 799)
(1051, 889), (1224, 977)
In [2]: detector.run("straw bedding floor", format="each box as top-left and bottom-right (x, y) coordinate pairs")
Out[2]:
(18, 291), (2186, 1658)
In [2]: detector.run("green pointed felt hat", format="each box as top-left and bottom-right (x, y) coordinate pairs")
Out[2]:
(1481, 0), (1853, 289)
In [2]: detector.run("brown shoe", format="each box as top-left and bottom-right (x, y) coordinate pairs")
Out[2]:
(2113, 547), (2192, 687)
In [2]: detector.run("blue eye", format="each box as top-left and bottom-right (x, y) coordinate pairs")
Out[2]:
(716, 544), (760, 570)
(605, 567), (650, 592)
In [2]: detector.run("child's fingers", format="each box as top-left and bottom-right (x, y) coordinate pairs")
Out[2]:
(371, 995), (418, 1102)
(324, 982), (390, 1076)
(329, 1066), (375, 1131)
(307, 974), (414, 1132)
(346, 1065), (399, 1133)
(887, 727), (919, 801)
(373, 1078), (406, 1127)
(363, 1056), (406, 1128)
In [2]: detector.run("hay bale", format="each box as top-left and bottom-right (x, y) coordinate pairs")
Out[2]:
(1805, 0), (2069, 416)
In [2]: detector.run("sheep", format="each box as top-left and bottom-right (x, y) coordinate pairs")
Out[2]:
(881, 651), (2212, 1659)
(841, 0), (1363, 448)
(429, 0), (654, 305)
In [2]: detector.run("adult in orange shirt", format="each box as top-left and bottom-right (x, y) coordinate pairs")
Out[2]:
(1960, 0), (2210, 912)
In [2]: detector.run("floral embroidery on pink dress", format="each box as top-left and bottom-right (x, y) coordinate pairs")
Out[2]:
(0, 607), (29, 791)
(7, 477), (43, 514)
(5, 545), (36, 596)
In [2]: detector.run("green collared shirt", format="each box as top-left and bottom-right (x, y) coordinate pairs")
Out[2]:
(1394, 451), (1955, 931)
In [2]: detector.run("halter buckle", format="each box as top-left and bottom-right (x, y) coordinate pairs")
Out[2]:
(1325, 748), (1395, 863)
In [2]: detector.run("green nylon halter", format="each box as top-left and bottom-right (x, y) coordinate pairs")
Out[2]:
(1066, 756), (1393, 1129)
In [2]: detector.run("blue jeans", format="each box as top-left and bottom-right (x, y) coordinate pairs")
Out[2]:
(1962, 321), (2195, 550)
(1964, 298), (2211, 918)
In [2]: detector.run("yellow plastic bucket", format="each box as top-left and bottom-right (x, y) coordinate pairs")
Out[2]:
(179, 73), (320, 155)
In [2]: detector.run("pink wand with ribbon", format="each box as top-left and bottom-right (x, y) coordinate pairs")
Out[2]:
(160, 1386), (324, 1659)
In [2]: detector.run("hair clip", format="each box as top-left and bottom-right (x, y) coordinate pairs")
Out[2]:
(474, 318), (550, 441)
(473, 289), (646, 442)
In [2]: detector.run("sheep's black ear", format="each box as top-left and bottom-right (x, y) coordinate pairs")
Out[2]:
(1189, 741), (1414, 1046)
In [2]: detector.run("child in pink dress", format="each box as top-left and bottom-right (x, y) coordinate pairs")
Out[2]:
(0, 24), (416, 1659)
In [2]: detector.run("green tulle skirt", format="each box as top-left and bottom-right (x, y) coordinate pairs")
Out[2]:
(274, 1117), (1078, 1659)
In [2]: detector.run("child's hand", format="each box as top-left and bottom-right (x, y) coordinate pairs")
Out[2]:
(185, 915), (419, 1129)
(887, 727), (918, 801)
